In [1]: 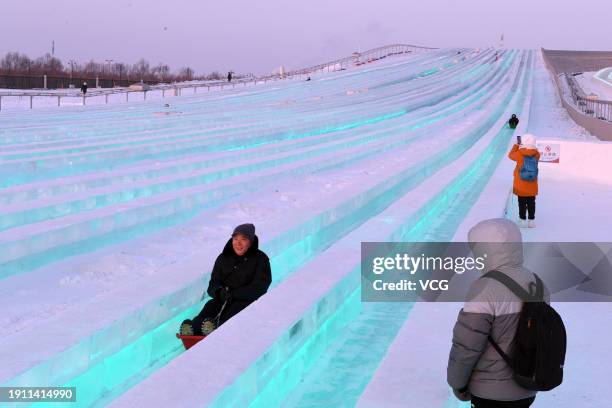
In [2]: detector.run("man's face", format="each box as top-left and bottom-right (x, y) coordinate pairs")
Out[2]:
(232, 233), (251, 256)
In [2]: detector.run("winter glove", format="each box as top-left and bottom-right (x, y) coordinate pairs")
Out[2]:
(453, 388), (471, 402)
(215, 286), (232, 303)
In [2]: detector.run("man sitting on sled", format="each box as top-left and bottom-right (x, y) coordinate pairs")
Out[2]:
(180, 223), (272, 336)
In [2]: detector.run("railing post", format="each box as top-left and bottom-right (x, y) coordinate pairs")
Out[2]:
(126, 91), (129, 102)
(144, 90), (147, 100)
(105, 94), (109, 104)
(30, 95), (33, 109)
(162, 89), (165, 98)
(58, 96), (61, 107)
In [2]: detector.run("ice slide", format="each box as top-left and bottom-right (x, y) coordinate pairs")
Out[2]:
(0, 49), (532, 407)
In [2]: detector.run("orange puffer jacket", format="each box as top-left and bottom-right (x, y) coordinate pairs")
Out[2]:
(508, 144), (540, 197)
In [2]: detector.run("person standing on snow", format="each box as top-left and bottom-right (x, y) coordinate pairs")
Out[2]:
(80, 82), (88, 94)
(180, 223), (272, 336)
(447, 218), (550, 408)
(227, 71), (232, 82)
(508, 114), (519, 129)
(509, 134), (540, 228)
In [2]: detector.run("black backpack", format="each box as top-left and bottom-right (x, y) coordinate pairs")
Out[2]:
(484, 271), (567, 391)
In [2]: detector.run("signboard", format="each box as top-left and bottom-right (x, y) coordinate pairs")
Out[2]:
(537, 143), (560, 163)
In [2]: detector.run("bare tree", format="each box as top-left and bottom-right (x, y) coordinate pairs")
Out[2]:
(206, 71), (222, 80)
(0, 51), (207, 87)
(32, 53), (63, 74)
(1, 52), (32, 73)
(152, 63), (171, 82)
(131, 58), (150, 82)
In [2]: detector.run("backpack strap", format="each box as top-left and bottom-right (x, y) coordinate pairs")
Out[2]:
(533, 273), (544, 301)
(488, 336), (514, 369)
(482, 270), (533, 302)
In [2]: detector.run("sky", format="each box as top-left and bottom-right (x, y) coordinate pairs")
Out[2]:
(1, 0), (609, 75)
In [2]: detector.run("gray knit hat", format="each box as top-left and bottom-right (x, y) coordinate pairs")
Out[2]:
(232, 223), (255, 241)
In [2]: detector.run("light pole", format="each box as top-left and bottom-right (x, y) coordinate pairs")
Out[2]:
(69, 59), (76, 86)
(105, 59), (113, 87)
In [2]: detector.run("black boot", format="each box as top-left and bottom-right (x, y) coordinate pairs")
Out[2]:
(180, 319), (194, 336)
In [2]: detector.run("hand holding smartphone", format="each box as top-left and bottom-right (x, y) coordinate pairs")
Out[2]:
(517, 135), (522, 145)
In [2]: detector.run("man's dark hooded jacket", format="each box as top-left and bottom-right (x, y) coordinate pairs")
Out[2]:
(206, 235), (271, 304)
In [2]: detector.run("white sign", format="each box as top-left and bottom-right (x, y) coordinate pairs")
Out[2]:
(537, 143), (560, 163)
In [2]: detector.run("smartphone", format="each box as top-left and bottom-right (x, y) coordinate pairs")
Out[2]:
(517, 135), (522, 145)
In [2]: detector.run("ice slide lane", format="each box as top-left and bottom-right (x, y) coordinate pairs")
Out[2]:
(0, 50), (512, 372)
(0, 49), (516, 362)
(0, 50), (507, 237)
(1, 51), (522, 405)
(0, 47), (512, 344)
(0, 51), (421, 131)
(0, 51), (451, 150)
(0, 51), (513, 279)
(0, 50), (490, 186)
(0, 47), (516, 376)
(0, 52), (480, 188)
(0, 52), (496, 200)
(0, 50), (454, 138)
(358, 55), (536, 408)
(0, 51), (493, 208)
(93, 52), (524, 406)
(110, 51), (532, 408)
(246, 52), (533, 408)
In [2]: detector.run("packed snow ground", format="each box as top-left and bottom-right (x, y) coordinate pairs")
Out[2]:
(359, 52), (612, 408)
(1, 49), (610, 408)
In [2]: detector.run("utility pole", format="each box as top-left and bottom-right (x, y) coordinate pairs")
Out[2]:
(69, 59), (76, 84)
(52, 40), (55, 56)
(105, 59), (114, 87)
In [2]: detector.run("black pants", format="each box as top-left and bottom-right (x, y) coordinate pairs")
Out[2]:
(471, 395), (535, 408)
(517, 196), (536, 220)
(189, 298), (250, 335)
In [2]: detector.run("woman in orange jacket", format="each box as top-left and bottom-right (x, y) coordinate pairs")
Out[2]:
(508, 133), (540, 228)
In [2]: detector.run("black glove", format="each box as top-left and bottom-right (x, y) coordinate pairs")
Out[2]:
(453, 388), (471, 402)
(216, 286), (231, 303)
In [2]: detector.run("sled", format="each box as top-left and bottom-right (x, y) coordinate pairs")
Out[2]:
(176, 333), (206, 350)
(176, 299), (227, 350)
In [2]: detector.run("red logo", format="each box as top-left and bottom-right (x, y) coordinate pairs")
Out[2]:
(545, 145), (552, 152)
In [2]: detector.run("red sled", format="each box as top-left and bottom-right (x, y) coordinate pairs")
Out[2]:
(176, 333), (206, 350)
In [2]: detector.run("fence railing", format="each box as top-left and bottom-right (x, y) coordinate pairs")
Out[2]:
(541, 48), (612, 141)
(560, 73), (612, 122)
(0, 44), (436, 111)
(282, 43), (437, 78)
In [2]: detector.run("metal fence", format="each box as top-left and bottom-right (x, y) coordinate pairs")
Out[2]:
(0, 74), (137, 90)
(0, 44), (436, 111)
(283, 44), (437, 78)
(541, 48), (612, 140)
(561, 74), (612, 122)
(541, 48), (612, 122)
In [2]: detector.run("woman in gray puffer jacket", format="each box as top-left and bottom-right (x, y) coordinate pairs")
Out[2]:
(447, 218), (549, 408)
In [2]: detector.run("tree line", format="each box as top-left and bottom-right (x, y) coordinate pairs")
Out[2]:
(0, 51), (233, 83)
